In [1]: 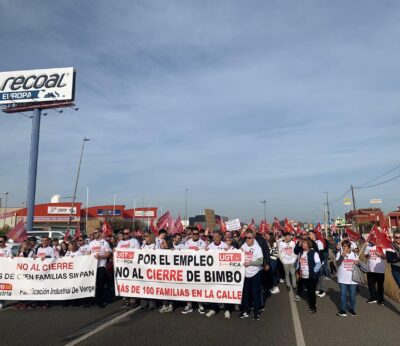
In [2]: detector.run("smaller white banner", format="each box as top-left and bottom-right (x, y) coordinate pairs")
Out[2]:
(48, 206), (77, 215)
(225, 218), (241, 231)
(0, 256), (97, 300)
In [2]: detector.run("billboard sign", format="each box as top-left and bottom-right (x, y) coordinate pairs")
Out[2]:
(0, 67), (75, 104)
(47, 206), (77, 215)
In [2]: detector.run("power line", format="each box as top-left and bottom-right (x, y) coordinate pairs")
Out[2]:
(355, 162), (400, 188)
(354, 172), (400, 189)
(328, 188), (351, 206)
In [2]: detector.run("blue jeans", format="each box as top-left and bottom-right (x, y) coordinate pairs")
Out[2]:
(339, 283), (357, 312)
(270, 259), (279, 286)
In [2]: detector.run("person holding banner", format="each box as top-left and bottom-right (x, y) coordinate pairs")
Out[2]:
(78, 236), (90, 255)
(365, 240), (386, 305)
(88, 229), (112, 308)
(0, 235), (13, 309)
(17, 240), (34, 258)
(205, 230), (230, 318)
(240, 229), (263, 321)
(158, 236), (175, 313)
(182, 229), (207, 315)
(140, 232), (157, 310)
(172, 233), (185, 250)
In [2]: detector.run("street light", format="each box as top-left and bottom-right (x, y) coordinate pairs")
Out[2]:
(2, 192), (9, 228)
(185, 188), (188, 223)
(67, 137), (90, 230)
(323, 192), (331, 233)
(261, 200), (267, 222)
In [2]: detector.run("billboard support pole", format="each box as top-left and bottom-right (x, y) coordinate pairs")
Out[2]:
(26, 108), (41, 232)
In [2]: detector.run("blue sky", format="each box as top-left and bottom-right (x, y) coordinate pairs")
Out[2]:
(1, 0), (400, 223)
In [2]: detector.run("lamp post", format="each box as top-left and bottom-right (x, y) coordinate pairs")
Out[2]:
(67, 137), (90, 230)
(185, 188), (188, 224)
(261, 200), (267, 222)
(3, 192), (9, 228)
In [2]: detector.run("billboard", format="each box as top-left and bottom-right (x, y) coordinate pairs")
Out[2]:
(0, 67), (75, 104)
(47, 206), (77, 215)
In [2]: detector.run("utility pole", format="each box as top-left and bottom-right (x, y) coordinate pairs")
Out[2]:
(351, 185), (358, 233)
(324, 192), (330, 229)
(261, 200), (267, 222)
(67, 137), (90, 231)
(185, 188), (188, 224)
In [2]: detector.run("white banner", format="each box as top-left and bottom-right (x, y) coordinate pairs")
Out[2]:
(0, 256), (97, 300)
(114, 249), (245, 304)
(48, 206), (77, 215)
(225, 218), (241, 231)
(0, 67), (75, 104)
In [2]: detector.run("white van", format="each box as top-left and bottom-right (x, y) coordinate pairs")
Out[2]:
(27, 230), (66, 240)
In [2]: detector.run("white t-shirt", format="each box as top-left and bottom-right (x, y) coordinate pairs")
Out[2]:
(241, 241), (263, 278)
(173, 242), (185, 250)
(365, 245), (385, 273)
(141, 243), (156, 250)
(207, 241), (228, 250)
(279, 240), (297, 264)
(299, 251), (320, 279)
(0, 247), (13, 258)
(36, 246), (54, 258)
(89, 239), (111, 268)
(185, 238), (207, 250)
(336, 251), (358, 285)
(79, 244), (91, 256)
(65, 250), (82, 257)
(117, 238), (140, 249)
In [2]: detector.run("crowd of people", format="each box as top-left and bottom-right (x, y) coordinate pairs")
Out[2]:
(0, 225), (399, 320)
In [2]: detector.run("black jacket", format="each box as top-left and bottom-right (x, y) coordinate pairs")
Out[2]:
(255, 234), (271, 266)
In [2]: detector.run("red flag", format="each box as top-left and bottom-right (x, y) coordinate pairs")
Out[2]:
(273, 217), (282, 231)
(345, 227), (361, 242)
(259, 220), (266, 233)
(74, 223), (81, 240)
(64, 229), (71, 242)
(101, 221), (113, 238)
(7, 220), (28, 243)
(367, 225), (379, 244)
(150, 218), (159, 236)
(285, 218), (295, 234)
(375, 227), (393, 250)
(157, 211), (170, 230)
(247, 219), (256, 232)
(168, 215), (177, 235)
(314, 223), (326, 247)
(175, 216), (184, 234)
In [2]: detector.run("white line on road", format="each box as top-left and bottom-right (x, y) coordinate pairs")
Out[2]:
(65, 306), (140, 346)
(0, 306), (15, 312)
(288, 289), (306, 346)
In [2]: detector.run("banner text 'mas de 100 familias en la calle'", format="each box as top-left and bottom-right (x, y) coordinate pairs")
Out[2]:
(0, 67), (75, 104)
(114, 249), (245, 304)
(0, 256), (97, 300)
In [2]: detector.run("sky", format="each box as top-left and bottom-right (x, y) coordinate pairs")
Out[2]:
(1, 0), (400, 223)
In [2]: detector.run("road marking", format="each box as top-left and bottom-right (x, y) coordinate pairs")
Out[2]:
(0, 306), (15, 312)
(65, 306), (140, 346)
(288, 289), (306, 346)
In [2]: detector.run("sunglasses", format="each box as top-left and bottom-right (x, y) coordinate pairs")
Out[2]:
(192, 233), (199, 235)
(395, 236), (400, 239)
(145, 235), (150, 237)
(245, 237), (253, 240)
(123, 233), (129, 235)
(0, 240), (4, 243)
(78, 239), (84, 241)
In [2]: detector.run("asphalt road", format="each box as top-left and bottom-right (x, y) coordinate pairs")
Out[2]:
(1, 279), (399, 346)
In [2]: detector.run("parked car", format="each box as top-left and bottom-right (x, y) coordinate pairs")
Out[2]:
(27, 230), (66, 240)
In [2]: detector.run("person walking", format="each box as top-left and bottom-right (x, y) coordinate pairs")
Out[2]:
(279, 232), (297, 291)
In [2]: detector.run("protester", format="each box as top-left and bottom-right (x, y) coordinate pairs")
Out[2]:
(172, 233), (185, 250)
(118, 228), (140, 249)
(0, 235), (13, 309)
(34, 236), (54, 308)
(17, 240), (34, 258)
(240, 229), (263, 321)
(365, 240), (386, 305)
(182, 229), (207, 314)
(59, 241), (68, 257)
(88, 229), (112, 307)
(266, 233), (280, 294)
(158, 236), (174, 313)
(336, 240), (358, 317)
(140, 232), (156, 309)
(205, 230), (229, 318)
(278, 232), (297, 291)
(386, 229), (400, 288)
(294, 239), (321, 314)
(78, 236), (90, 255)
(308, 230), (326, 298)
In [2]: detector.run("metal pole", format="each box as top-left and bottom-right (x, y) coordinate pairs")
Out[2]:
(132, 198), (136, 229)
(26, 108), (41, 232)
(67, 137), (90, 230)
(185, 188), (188, 223)
(351, 185), (358, 233)
(324, 192), (330, 230)
(3, 192), (9, 228)
(261, 200), (267, 222)
(113, 192), (116, 226)
(85, 186), (89, 233)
